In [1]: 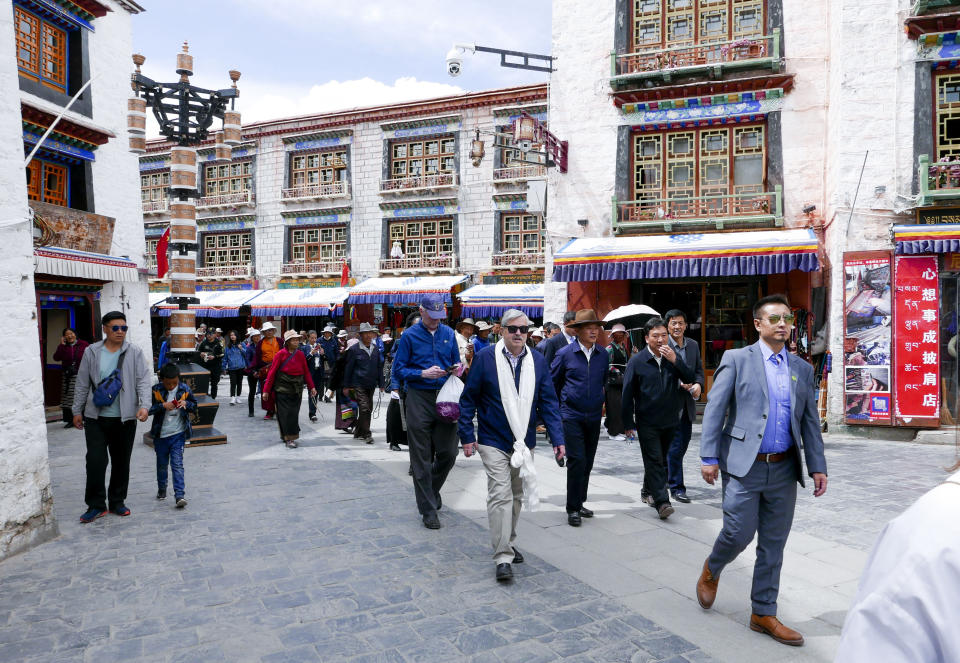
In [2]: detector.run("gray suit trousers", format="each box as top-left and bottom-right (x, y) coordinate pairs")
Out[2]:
(707, 455), (798, 616)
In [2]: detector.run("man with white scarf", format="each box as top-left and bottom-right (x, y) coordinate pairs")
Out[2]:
(459, 309), (566, 582)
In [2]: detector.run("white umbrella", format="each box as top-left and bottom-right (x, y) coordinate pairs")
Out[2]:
(603, 304), (660, 322)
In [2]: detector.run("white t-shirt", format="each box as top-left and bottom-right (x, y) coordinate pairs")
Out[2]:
(159, 390), (186, 438)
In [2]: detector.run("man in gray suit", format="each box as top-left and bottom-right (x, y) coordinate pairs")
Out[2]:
(696, 294), (827, 647)
(664, 309), (704, 503)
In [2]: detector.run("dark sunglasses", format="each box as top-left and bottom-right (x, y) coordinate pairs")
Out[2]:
(762, 314), (795, 325)
(109, 325), (129, 332)
(506, 325), (529, 335)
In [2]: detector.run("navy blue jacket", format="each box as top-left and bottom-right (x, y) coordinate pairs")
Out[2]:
(540, 331), (575, 367)
(459, 345), (564, 453)
(319, 336), (339, 364)
(621, 347), (696, 431)
(550, 341), (609, 421)
(242, 340), (257, 375)
(343, 343), (383, 389)
(391, 321), (460, 391)
(299, 343), (325, 380)
(148, 381), (197, 440)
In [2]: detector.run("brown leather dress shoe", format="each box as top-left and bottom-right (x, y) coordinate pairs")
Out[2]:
(696, 559), (718, 609)
(749, 614), (804, 646)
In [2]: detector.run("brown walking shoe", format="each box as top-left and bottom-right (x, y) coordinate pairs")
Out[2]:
(696, 559), (718, 609)
(749, 614), (804, 646)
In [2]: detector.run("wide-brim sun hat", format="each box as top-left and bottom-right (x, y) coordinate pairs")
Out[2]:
(282, 330), (300, 343)
(567, 309), (604, 327)
(610, 323), (627, 334)
(475, 320), (493, 332)
(337, 330), (348, 338)
(246, 327), (260, 338)
(357, 322), (378, 333)
(456, 317), (476, 332)
(260, 321), (276, 332)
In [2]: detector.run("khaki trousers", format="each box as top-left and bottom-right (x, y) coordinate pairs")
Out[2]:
(478, 444), (527, 565)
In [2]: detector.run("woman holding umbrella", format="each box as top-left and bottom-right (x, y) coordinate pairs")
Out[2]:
(263, 330), (318, 448)
(604, 323), (631, 441)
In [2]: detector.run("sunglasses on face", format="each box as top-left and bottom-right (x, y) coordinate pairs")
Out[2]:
(109, 325), (129, 332)
(761, 314), (795, 325)
(506, 325), (529, 335)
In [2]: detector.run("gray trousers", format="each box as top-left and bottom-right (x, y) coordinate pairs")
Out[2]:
(478, 444), (524, 565)
(707, 456), (798, 616)
(405, 388), (459, 517)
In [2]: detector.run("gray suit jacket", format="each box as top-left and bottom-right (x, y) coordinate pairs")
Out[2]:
(671, 337), (704, 421)
(700, 341), (827, 486)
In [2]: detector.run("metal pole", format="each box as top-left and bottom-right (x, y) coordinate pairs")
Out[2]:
(24, 76), (97, 168)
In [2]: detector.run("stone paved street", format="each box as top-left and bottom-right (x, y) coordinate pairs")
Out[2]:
(1, 387), (957, 662)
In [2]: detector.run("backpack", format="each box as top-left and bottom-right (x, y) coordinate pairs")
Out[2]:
(92, 350), (126, 408)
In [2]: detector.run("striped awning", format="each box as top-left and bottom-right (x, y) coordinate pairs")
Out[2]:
(552, 228), (820, 282)
(893, 224), (960, 254)
(245, 288), (349, 317)
(155, 289), (263, 318)
(34, 247), (139, 283)
(348, 275), (469, 305)
(458, 283), (544, 318)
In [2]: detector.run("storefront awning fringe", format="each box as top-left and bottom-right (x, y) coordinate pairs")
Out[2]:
(154, 289), (263, 318)
(457, 283), (544, 318)
(552, 229), (819, 282)
(348, 275), (469, 305)
(893, 224), (960, 254)
(245, 287), (349, 317)
(34, 247), (138, 283)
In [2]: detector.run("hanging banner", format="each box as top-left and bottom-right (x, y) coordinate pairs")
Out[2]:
(843, 252), (893, 425)
(894, 255), (940, 423)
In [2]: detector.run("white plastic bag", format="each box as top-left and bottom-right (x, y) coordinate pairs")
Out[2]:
(435, 375), (464, 423)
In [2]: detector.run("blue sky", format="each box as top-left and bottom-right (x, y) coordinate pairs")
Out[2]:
(132, 0), (552, 130)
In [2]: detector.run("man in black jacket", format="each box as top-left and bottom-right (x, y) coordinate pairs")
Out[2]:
(300, 330), (324, 423)
(197, 329), (224, 399)
(622, 317), (695, 520)
(343, 322), (383, 444)
(664, 309), (704, 503)
(538, 311), (577, 366)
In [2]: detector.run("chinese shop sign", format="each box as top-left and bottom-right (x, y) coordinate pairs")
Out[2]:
(843, 252), (893, 425)
(894, 256), (940, 423)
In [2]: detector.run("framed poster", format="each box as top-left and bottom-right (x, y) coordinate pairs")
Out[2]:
(893, 255), (940, 426)
(842, 252), (893, 425)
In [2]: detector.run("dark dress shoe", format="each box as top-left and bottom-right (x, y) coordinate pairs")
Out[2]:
(512, 548), (524, 564)
(749, 614), (804, 646)
(495, 563), (513, 582)
(579, 507), (594, 518)
(657, 503), (675, 520)
(422, 513), (441, 529)
(671, 491), (691, 503)
(389, 442), (401, 451)
(567, 511), (582, 527)
(408, 464), (413, 476)
(696, 559), (718, 609)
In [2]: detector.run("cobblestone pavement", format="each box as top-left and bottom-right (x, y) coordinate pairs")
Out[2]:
(1, 393), (717, 663)
(592, 423), (959, 552)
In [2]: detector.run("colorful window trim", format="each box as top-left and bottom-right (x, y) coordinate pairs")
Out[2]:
(289, 226), (347, 263)
(632, 123), (766, 205)
(140, 170), (170, 203)
(632, 0), (765, 51)
(15, 6), (68, 92)
(202, 231), (252, 267)
(936, 72), (960, 160)
(26, 158), (68, 207)
(290, 149), (347, 188)
(390, 137), (456, 178)
(388, 218), (455, 258)
(203, 161), (252, 196)
(501, 213), (545, 254)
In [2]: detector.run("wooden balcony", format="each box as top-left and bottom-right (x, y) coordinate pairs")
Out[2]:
(493, 165), (546, 185)
(281, 260), (342, 276)
(196, 265), (252, 279)
(918, 154), (960, 205)
(142, 199), (168, 215)
(197, 190), (255, 210)
(29, 200), (115, 253)
(611, 30), (780, 88)
(379, 255), (457, 274)
(613, 186), (782, 234)
(912, 0), (960, 14)
(380, 173), (458, 195)
(281, 181), (351, 203)
(490, 251), (545, 270)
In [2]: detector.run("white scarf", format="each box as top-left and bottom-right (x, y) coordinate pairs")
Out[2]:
(494, 339), (539, 510)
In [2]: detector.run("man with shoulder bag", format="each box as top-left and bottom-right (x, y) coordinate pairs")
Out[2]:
(72, 311), (152, 523)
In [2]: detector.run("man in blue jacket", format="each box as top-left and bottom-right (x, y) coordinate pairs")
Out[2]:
(460, 309), (566, 582)
(538, 311), (577, 365)
(550, 309), (609, 527)
(391, 294), (462, 529)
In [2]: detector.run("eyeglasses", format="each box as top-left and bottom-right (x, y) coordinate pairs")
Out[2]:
(761, 314), (795, 325)
(109, 325), (129, 332)
(506, 325), (529, 335)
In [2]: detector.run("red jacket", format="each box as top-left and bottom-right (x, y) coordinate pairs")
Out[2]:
(53, 340), (89, 371)
(263, 348), (316, 393)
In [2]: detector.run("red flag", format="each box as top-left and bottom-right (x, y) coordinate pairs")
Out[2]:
(340, 259), (349, 287)
(156, 227), (170, 279)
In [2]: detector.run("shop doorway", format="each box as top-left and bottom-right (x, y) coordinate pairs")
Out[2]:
(39, 294), (96, 415)
(940, 269), (960, 448)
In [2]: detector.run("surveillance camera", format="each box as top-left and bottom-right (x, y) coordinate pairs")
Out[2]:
(446, 49), (462, 77)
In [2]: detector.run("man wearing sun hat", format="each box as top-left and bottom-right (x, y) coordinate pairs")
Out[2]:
(550, 309), (609, 527)
(391, 293), (462, 530)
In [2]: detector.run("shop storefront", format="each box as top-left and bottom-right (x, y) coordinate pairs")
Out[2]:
(348, 275), (469, 331)
(153, 289), (264, 341)
(457, 283), (544, 322)
(552, 229), (822, 393)
(244, 287), (349, 332)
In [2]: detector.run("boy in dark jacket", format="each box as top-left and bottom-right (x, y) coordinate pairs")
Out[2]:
(148, 363), (197, 508)
(343, 322), (384, 444)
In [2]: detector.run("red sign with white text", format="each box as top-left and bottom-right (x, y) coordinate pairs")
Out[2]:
(894, 256), (940, 421)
